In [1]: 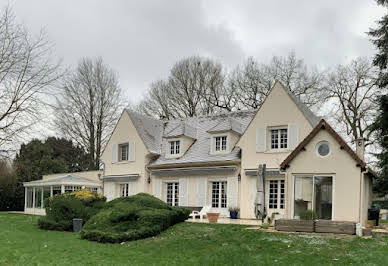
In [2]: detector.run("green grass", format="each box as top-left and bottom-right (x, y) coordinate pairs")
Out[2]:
(1, 213), (388, 265)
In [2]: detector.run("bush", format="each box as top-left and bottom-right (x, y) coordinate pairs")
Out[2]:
(38, 189), (106, 231)
(372, 200), (388, 209)
(81, 193), (190, 243)
(261, 222), (270, 229)
(299, 210), (317, 220)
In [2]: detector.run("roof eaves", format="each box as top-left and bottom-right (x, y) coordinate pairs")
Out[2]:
(280, 119), (367, 170)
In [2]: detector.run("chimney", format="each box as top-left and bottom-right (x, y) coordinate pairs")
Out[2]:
(355, 138), (365, 160)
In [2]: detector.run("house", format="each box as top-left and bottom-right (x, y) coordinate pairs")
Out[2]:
(23, 82), (375, 226)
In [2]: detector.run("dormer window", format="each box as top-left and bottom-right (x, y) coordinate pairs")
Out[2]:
(214, 135), (227, 152)
(270, 128), (287, 150)
(169, 140), (180, 155)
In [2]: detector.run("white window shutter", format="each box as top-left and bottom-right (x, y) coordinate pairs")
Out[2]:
(288, 124), (299, 150)
(129, 182), (137, 196)
(227, 176), (238, 208)
(179, 178), (188, 206)
(129, 141), (136, 161)
(111, 144), (118, 163)
(152, 177), (162, 200)
(256, 126), (266, 152)
(196, 178), (207, 206)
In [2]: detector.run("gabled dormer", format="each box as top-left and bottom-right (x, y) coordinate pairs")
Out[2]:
(208, 118), (243, 155)
(163, 122), (196, 158)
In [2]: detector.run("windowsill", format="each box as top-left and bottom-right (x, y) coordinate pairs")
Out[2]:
(264, 149), (290, 154)
(210, 150), (229, 155)
(112, 160), (134, 164)
(165, 154), (182, 159)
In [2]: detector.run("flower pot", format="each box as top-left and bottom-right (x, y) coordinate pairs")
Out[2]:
(207, 212), (220, 223)
(230, 211), (238, 219)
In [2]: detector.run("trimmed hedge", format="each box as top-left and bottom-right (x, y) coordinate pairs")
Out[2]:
(80, 193), (190, 243)
(38, 190), (106, 231)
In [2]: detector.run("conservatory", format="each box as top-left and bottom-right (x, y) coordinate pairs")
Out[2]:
(23, 174), (102, 215)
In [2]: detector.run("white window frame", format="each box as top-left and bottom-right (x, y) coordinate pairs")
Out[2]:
(268, 179), (285, 210)
(211, 133), (229, 154)
(211, 180), (227, 209)
(166, 181), (179, 206)
(118, 142), (129, 162)
(166, 138), (182, 158)
(119, 183), (129, 197)
(291, 174), (335, 220)
(316, 141), (331, 158)
(269, 127), (288, 151)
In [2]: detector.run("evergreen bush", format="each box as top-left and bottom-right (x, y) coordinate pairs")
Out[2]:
(81, 193), (190, 243)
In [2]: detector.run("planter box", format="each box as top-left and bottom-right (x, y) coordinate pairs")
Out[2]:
(207, 213), (220, 223)
(275, 219), (314, 232)
(315, 220), (356, 235)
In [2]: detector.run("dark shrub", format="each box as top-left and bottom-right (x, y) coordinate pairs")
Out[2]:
(38, 189), (106, 231)
(81, 193), (190, 243)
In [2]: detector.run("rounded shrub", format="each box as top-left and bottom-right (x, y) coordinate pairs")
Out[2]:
(80, 193), (190, 243)
(38, 189), (106, 231)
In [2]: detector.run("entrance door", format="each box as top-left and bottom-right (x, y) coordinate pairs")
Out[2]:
(293, 175), (333, 220)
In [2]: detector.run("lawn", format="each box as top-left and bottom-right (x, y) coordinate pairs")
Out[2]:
(1, 213), (388, 265)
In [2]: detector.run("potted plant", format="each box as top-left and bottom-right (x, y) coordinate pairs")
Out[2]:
(228, 207), (240, 219)
(207, 212), (220, 223)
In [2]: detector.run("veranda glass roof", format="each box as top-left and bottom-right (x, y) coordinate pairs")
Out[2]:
(23, 175), (102, 187)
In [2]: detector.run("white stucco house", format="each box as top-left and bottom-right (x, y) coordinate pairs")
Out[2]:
(24, 82), (375, 225)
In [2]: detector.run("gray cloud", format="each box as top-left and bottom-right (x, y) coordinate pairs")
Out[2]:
(3, 0), (385, 103)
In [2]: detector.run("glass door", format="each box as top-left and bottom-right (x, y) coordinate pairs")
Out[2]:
(293, 175), (333, 220)
(314, 176), (332, 220)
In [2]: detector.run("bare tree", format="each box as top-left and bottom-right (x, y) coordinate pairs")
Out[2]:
(229, 53), (327, 110)
(0, 7), (62, 158)
(139, 56), (225, 118)
(55, 57), (125, 170)
(326, 57), (380, 148)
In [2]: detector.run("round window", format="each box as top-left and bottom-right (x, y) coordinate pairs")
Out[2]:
(316, 141), (330, 157)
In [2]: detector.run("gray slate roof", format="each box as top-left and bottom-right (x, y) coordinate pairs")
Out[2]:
(126, 110), (164, 154)
(164, 122), (197, 139)
(149, 110), (257, 166)
(284, 85), (321, 127)
(126, 82), (320, 167)
(208, 117), (244, 135)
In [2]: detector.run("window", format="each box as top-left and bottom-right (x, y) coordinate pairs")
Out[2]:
(214, 136), (227, 152)
(166, 182), (179, 206)
(268, 180), (285, 209)
(269, 180), (278, 209)
(169, 141), (180, 155)
(120, 184), (129, 197)
(64, 186), (82, 193)
(294, 176), (333, 220)
(119, 143), (129, 161)
(27, 187), (33, 208)
(270, 128), (288, 150)
(34, 187), (42, 208)
(316, 141), (330, 157)
(211, 181), (227, 208)
(280, 180), (285, 209)
(52, 186), (61, 195)
(87, 187), (98, 193)
(43, 187), (51, 207)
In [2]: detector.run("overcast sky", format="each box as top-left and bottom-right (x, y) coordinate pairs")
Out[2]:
(4, 0), (386, 103)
